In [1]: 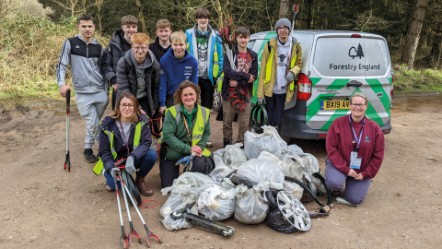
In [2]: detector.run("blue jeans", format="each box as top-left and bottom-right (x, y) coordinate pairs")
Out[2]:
(325, 159), (372, 205)
(104, 148), (157, 190)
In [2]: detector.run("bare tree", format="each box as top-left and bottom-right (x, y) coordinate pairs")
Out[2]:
(279, 0), (290, 18)
(401, 0), (429, 69)
(134, 0), (146, 33)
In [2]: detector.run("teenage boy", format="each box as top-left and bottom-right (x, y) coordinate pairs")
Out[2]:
(101, 15), (138, 110)
(149, 19), (172, 61)
(257, 18), (302, 127)
(221, 26), (258, 147)
(56, 14), (108, 163)
(116, 33), (160, 118)
(186, 7), (223, 147)
(159, 31), (198, 113)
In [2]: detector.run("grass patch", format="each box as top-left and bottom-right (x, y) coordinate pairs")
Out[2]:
(393, 64), (442, 93)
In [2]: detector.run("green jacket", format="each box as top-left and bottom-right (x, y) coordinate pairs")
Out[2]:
(162, 104), (211, 160)
(257, 37), (303, 102)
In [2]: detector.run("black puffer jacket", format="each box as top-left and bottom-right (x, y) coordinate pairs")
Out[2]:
(101, 29), (132, 86)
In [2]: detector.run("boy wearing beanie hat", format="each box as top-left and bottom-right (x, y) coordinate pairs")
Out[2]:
(257, 17), (302, 127)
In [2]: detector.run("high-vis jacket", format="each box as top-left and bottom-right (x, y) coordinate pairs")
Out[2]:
(186, 25), (224, 85)
(162, 104), (211, 160)
(93, 115), (152, 175)
(257, 37), (302, 102)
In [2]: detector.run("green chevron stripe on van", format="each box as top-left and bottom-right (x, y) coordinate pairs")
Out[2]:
(366, 78), (391, 114)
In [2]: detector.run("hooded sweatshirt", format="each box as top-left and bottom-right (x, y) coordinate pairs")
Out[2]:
(159, 48), (198, 106)
(116, 50), (160, 117)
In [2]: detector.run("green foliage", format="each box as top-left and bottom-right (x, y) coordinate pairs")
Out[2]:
(393, 64), (442, 93)
(0, 13), (108, 100)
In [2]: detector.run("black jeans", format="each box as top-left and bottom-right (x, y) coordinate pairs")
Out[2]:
(264, 93), (286, 127)
(159, 156), (210, 188)
(198, 78), (214, 109)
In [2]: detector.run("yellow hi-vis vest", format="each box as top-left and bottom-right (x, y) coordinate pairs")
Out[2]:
(92, 120), (144, 175)
(212, 42), (220, 78)
(168, 104), (211, 157)
(265, 41), (297, 91)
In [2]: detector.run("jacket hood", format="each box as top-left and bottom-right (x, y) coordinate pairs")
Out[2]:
(110, 28), (130, 50)
(123, 49), (156, 69)
(163, 48), (192, 62)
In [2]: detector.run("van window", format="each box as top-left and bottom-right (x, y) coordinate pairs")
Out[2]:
(247, 40), (255, 50)
(312, 37), (390, 77)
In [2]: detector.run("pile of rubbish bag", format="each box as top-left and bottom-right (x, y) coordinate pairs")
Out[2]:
(160, 126), (329, 234)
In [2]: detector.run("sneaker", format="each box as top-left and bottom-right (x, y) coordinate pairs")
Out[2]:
(105, 184), (114, 192)
(84, 148), (98, 163)
(206, 141), (213, 148)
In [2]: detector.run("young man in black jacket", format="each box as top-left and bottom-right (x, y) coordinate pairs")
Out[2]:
(101, 15), (138, 110)
(149, 19), (172, 61)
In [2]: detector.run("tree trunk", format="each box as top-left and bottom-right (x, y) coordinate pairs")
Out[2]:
(134, 0), (146, 33)
(428, 21), (442, 69)
(305, 0), (314, 29)
(279, 0), (290, 18)
(401, 0), (429, 69)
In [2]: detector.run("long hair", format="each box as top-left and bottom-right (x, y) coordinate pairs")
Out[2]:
(173, 80), (201, 105)
(112, 92), (140, 123)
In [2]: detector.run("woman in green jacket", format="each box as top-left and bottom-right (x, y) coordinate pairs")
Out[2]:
(159, 81), (214, 187)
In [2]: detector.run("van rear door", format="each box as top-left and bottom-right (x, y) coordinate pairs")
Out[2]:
(307, 33), (392, 131)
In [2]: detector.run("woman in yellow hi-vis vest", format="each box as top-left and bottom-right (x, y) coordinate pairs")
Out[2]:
(159, 81), (214, 188)
(98, 92), (157, 196)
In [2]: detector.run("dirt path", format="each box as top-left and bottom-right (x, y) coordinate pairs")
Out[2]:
(0, 95), (441, 249)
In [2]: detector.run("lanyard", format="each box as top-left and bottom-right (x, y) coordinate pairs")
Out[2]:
(348, 115), (365, 151)
(182, 114), (192, 142)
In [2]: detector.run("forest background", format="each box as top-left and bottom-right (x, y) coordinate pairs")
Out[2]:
(0, 0), (441, 100)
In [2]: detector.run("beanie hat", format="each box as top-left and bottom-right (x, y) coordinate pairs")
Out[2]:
(274, 18), (291, 31)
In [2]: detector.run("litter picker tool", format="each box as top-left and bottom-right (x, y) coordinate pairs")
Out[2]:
(120, 172), (162, 247)
(64, 88), (71, 172)
(112, 168), (129, 249)
(121, 171), (142, 245)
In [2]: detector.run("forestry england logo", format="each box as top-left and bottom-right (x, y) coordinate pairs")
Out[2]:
(349, 43), (364, 59)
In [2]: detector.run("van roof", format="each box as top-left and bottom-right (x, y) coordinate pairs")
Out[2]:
(250, 30), (385, 40)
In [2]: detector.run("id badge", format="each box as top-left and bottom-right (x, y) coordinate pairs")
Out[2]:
(350, 151), (362, 169)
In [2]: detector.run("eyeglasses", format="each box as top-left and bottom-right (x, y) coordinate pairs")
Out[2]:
(351, 103), (367, 108)
(133, 46), (148, 51)
(120, 103), (134, 108)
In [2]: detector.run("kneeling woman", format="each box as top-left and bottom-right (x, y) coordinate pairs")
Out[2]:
(99, 92), (157, 196)
(159, 81), (214, 188)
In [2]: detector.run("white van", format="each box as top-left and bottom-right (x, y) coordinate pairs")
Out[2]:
(248, 30), (393, 139)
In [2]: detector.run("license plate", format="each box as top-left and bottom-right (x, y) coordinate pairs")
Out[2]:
(322, 100), (350, 110)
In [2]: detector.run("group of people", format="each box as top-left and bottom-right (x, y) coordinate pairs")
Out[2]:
(56, 10), (385, 206)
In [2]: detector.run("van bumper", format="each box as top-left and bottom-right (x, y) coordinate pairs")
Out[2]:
(280, 104), (392, 140)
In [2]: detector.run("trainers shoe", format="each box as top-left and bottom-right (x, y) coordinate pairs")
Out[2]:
(84, 148), (98, 163)
(206, 141), (213, 148)
(105, 184), (114, 192)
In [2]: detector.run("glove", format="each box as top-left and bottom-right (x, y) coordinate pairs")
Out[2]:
(110, 168), (120, 180)
(285, 71), (296, 83)
(175, 155), (192, 167)
(159, 106), (167, 114)
(125, 156), (136, 175)
(257, 98), (265, 106)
